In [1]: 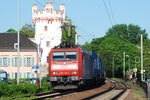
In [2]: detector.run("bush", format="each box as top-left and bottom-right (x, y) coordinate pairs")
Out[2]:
(0, 77), (53, 98)
(0, 82), (38, 97)
(8, 79), (17, 84)
(0, 82), (9, 96)
(41, 80), (53, 92)
(41, 76), (53, 92)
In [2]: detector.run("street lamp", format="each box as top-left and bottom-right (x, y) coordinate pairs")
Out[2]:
(17, 0), (20, 85)
(141, 34), (144, 81)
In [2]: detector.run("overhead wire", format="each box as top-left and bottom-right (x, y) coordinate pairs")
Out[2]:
(51, 0), (95, 39)
(107, 0), (115, 25)
(35, 0), (44, 7)
(102, 0), (113, 26)
(65, 14), (97, 43)
(52, 0), (96, 42)
(34, 0), (95, 44)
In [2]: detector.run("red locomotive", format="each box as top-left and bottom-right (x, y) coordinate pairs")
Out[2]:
(48, 42), (105, 89)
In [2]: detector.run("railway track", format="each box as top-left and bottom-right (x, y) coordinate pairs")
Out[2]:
(32, 79), (128, 100)
(82, 80), (127, 100)
(32, 80), (112, 100)
(33, 90), (76, 100)
(52, 80), (115, 100)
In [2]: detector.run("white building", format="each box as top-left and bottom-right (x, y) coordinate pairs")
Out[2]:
(32, 2), (65, 65)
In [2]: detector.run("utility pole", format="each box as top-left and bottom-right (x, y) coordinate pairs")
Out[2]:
(129, 57), (130, 70)
(112, 57), (114, 77)
(123, 52), (125, 79)
(17, 0), (20, 85)
(141, 34), (143, 81)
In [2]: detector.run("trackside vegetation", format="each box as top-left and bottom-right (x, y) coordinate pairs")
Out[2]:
(0, 77), (53, 99)
(82, 24), (150, 79)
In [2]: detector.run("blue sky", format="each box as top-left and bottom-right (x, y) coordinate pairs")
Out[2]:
(0, 0), (150, 44)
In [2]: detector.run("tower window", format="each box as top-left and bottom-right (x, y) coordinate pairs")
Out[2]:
(46, 41), (50, 47)
(44, 26), (48, 31)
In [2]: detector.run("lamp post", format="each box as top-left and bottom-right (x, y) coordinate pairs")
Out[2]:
(141, 34), (144, 81)
(17, 0), (20, 85)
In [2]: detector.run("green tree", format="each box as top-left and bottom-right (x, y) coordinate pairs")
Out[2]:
(106, 24), (148, 44)
(6, 28), (16, 32)
(81, 42), (92, 51)
(82, 24), (148, 78)
(20, 24), (35, 38)
(61, 17), (76, 44)
(90, 34), (140, 77)
(143, 40), (150, 79)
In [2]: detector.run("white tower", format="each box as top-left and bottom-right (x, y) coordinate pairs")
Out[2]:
(32, 2), (65, 65)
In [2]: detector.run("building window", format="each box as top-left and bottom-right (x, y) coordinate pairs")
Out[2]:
(27, 57), (31, 66)
(14, 57), (18, 66)
(2, 57), (7, 66)
(12, 72), (21, 79)
(44, 26), (48, 31)
(24, 72), (32, 78)
(24, 57), (34, 67)
(15, 73), (17, 79)
(12, 57), (22, 67)
(46, 41), (50, 47)
(0, 57), (10, 67)
(27, 72), (31, 78)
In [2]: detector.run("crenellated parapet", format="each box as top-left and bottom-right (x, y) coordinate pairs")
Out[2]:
(32, 2), (65, 24)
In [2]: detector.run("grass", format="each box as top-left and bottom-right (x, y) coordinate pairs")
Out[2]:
(111, 77), (147, 99)
(111, 77), (126, 83)
(132, 84), (147, 100)
(0, 95), (37, 100)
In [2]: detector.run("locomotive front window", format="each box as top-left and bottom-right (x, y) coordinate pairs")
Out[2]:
(65, 52), (77, 60)
(53, 52), (65, 60)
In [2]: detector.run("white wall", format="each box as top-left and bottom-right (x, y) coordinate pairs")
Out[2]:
(32, 2), (65, 65)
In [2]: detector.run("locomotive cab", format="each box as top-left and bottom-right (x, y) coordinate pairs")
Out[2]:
(49, 48), (81, 89)
(48, 42), (105, 90)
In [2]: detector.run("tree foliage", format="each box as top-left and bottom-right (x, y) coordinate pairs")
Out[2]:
(82, 24), (149, 78)
(20, 24), (35, 38)
(61, 17), (76, 44)
(6, 28), (16, 32)
(106, 24), (147, 44)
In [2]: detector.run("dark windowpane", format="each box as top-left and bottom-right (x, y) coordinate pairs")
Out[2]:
(53, 52), (64, 60)
(65, 52), (77, 60)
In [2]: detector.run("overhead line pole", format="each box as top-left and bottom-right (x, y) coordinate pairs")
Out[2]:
(123, 52), (125, 79)
(112, 57), (114, 77)
(17, 0), (20, 85)
(141, 34), (143, 81)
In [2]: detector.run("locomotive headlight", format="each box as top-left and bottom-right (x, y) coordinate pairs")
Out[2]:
(52, 72), (58, 75)
(72, 71), (77, 74)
